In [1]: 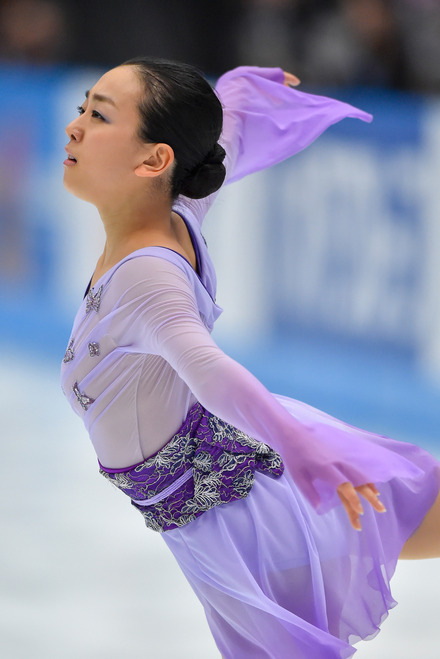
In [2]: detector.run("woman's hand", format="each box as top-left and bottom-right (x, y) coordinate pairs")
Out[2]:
(337, 482), (386, 531)
(283, 71), (301, 88)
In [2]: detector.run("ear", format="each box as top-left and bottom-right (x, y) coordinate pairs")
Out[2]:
(134, 143), (175, 179)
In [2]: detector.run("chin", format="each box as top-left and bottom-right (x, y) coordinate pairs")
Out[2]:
(63, 172), (93, 203)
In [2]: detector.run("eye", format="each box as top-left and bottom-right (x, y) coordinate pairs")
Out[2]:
(76, 106), (106, 121)
(91, 110), (106, 121)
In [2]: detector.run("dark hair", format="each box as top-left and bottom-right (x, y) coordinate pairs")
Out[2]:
(122, 56), (226, 200)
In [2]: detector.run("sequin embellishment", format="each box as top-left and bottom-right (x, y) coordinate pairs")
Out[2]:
(73, 381), (95, 410)
(88, 342), (100, 357)
(63, 339), (75, 363)
(86, 285), (103, 314)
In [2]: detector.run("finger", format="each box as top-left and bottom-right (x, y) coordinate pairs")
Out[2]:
(338, 491), (362, 531)
(338, 482), (364, 515)
(337, 483), (363, 531)
(356, 484), (386, 513)
(283, 72), (301, 87)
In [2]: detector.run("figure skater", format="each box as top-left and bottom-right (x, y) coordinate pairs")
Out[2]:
(61, 57), (440, 658)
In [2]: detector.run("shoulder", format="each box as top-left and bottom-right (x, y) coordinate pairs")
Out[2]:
(106, 251), (198, 305)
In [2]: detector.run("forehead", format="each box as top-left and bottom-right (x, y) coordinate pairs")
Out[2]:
(90, 65), (142, 108)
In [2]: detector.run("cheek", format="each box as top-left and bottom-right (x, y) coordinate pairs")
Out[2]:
(94, 136), (139, 177)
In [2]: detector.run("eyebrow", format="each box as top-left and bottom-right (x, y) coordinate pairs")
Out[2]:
(85, 90), (117, 107)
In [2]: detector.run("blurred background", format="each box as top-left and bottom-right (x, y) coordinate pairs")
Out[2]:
(1, 1), (440, 657)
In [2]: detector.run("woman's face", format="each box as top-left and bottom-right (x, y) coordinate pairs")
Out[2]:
(63, 65), (149, 206)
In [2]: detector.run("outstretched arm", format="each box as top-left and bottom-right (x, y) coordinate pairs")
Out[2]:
(176, 65), (372, 227)
(111, 257), (419, 528)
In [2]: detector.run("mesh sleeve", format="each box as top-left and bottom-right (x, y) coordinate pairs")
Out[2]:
(108, 256), (426, 513)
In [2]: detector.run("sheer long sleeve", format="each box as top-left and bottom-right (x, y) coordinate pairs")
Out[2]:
(177, 66), (373, 227)
(112, 257), (426, 512)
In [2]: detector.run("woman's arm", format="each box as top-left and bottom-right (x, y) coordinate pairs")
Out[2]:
(112, 257), (417, 527)
(176, 66), (372, 227)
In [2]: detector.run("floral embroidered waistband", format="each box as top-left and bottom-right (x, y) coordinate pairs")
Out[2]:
(99, 403), (284, 532)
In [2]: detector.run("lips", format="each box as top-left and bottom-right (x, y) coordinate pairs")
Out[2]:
(63, 152), (77, 167)
(65, 149), (77, 161)
(64, 146), (78, 166)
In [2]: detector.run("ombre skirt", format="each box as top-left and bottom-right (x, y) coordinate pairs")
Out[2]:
(101, 396), (439, 659)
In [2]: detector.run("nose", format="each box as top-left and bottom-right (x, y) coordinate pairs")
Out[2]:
(65, 117), (83, 141)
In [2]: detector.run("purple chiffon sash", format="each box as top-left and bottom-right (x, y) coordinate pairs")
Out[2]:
(99, 403), (284, 532)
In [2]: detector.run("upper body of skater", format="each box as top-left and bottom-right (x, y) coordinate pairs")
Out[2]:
(62, 57), (400, 531)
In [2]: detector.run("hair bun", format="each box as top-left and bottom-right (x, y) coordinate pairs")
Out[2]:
(179, 143), (226, 199)
(203, 142), (226, 166)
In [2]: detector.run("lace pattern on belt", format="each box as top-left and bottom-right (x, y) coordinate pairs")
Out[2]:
(99, 403), (284, 532)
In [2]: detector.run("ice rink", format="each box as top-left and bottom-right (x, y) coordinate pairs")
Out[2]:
(1, 351), (439, 659)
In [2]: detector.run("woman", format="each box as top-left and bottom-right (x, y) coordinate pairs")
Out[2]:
(61, 57), (440, 658)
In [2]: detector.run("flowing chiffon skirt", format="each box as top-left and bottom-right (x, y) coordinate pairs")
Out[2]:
(162, 395), (440, 659)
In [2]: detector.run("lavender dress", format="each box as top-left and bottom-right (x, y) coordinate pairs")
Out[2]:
(61, 67), (440, 659)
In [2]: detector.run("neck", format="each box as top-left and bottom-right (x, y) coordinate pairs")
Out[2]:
(97, 191), (175, 269)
